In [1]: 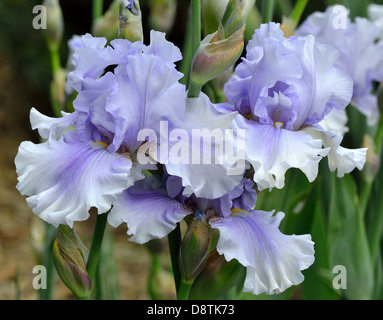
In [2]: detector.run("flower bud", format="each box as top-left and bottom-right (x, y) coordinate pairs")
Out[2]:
(119, 0), (143, 42)
(52, 225), (91, 299)
(188, 248), (246, 300)
(149, 0), (177, 32)
(280, 16), (297, 38)
(42, 0), (64, 51)
(178, 213), (212, 282)
(202, 0), (230, 36)
(50, 68), (67, 110)
(190, 0), (247, 87)
(202, 0), (256, 36)
(92, 0), (120, 42)
(220, 0), (247, 38)
(362, 134), (381, 183)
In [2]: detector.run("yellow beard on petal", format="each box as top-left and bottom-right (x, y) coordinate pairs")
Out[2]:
(92, 141), (109, 150)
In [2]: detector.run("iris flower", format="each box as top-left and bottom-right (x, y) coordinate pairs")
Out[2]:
(296, 6), (383, 126)
(15, 31), (240, 227)
(108, 173), (314, 295)
(221, 23), (367, 191)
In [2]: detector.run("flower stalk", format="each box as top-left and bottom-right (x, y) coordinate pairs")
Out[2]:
(92, 0), (104, 29)
(168, 223), (182, 294)
(119, 0), (143, 42)
(86, 211), (109, 291)
(189, 0), (246, 96)
(187, 0), (202, 98)
(53, 225), (91, 299)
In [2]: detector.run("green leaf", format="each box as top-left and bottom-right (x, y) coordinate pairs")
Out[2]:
(94, 226), (119, 300)
(373, 249), (383, 299)
(328, 174), (374, 300)
(301, 181), (339, 300)
(256, 169), (312, 217)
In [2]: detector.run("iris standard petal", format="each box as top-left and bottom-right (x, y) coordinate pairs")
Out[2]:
(165, 93), (244, 199)
(296, 7), (383, 125)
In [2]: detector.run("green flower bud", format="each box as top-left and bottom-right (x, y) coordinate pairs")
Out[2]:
(179, 215), (212, 282)
(42, 0), (64, 51)
(52, 225), (91, 299)
(189, 249), (246, 300)
(221, 0), (247, 38)
(119, 0), (143, 42)
(202, 0), (256, 37)
(202, 0), (228, 36)
(190, 25), (244, 87)
(92, 0), (120, 42)
(191, 0), (248, 87)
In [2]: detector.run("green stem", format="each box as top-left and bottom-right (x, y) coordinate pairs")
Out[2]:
(187, 80), (202, 98)
(360, 182), (373, 217)
(179, 18), (192, 86)
(262, 0), (275, 23)
(187, 0), (202, 98)
(369, 119), (383, 264)
(177, 279), (193, 300)
(360, 118), (383, 215)
(148, 253), (163, 300)
(49, 81), (62, 118)
(291, 0), (308, 23)
(48, 48), (62, 118)
(374, 119), (383, 156)
(92, 0), (104, 28)
(370, 171), (383, 266)
(86, 211), (108, 295)
(49, 49), (61, 75)
(40, 224), (57, 300)
(168, 223), (182, 295)
(190, 0), (201, 58)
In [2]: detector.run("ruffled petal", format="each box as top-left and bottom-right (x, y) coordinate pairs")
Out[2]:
(233, 115), (329, 190)
(108, 177), (191, 244)
(296, 7), (383, 126)
(67, 34), (117, 92)
(247, 37), (303, 120)
(291, 35), (353, 128)
(100, 53), (185, 153)
(165, 94), (244, 199)
(209, 210), (315, 295)
(303, 126), (367, 178)
(15, 137), (133, 227)
(142, 30), (183, 65)
(318, 108), (349, 137)
(30, 108), (77, 140)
